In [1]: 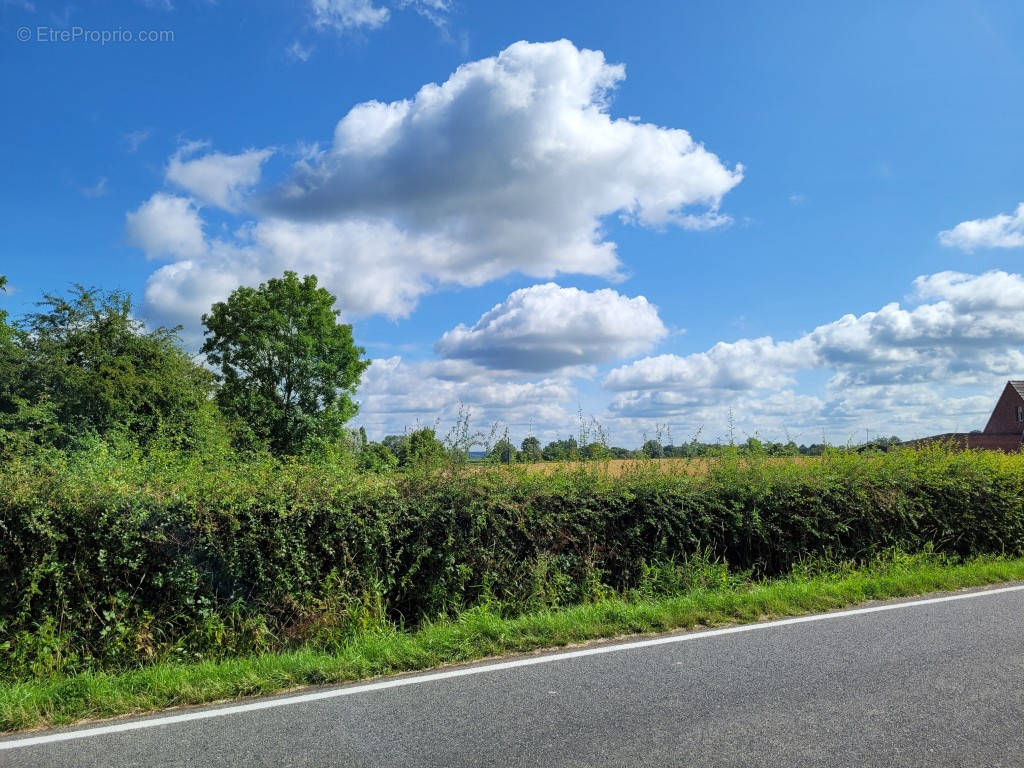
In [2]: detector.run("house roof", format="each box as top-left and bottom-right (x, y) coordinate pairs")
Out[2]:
(1011, 381), (1024, 399)
(904, 433), (1023, 452)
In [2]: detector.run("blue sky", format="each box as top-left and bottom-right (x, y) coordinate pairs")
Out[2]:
(3, 0), (1024, 446)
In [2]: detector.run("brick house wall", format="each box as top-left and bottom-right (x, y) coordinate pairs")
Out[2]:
(907, 433), (1024, 452)
(983, 381), (1024, 434)
(902, 381), (1024, 452)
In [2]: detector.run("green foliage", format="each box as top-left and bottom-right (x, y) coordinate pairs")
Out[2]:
(378, 428), (448, 468)
(542, 436), (578, 461)
(359, 442), (399, 473)
(380, 434), (409, 463)
(201, 271), (370, 455)
(3, 445), (1024, 681)
(641, 438), (664, 458)
(406, 427), (447, 467)
(519, 436), (542, 462)
(0, 275), (8, 327)
(578, 441), (611, 460)
(486, 437), (517, 463)
(0, 285), (214, 455)
(6, 551), (1023, 733)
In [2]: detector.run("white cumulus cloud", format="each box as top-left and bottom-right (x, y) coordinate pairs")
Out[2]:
(166, 144), (273, 211)
(604, 337), (815, 394)
(134, 40), (743, 332)
(435, 283), (667, 373)
(126, 194), (206, 261)
(938, 203), (1024, 251)
(356, 356), (574, 439)
(604, 270), (1024, 440)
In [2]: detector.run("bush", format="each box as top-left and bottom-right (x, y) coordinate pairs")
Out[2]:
(0, 285), (215, 453)
(2, 445), (1023, 678)
(359, 443), (399, 473)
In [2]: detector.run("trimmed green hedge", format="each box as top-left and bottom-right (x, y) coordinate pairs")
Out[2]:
(3, 445), (1023, 678)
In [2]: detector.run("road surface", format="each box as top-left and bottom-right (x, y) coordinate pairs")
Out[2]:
(4, 585), (1024, 767)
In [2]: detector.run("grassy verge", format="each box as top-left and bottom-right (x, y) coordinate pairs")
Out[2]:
(3, 552), (1024, 734)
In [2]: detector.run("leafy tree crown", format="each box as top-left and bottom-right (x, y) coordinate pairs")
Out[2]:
(201, 271), (370, 455)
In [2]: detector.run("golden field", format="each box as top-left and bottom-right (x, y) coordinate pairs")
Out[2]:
(481, 456), (816, 477)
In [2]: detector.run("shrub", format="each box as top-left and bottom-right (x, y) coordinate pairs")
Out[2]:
(0, 285), (215, 453)
(2, 445), (1022, 678)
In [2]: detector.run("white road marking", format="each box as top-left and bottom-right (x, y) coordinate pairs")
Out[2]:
(3, 583), (1023, 751)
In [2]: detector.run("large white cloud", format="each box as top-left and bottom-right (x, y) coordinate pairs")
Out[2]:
(143, 218), (452, 325)
(134, 40), (742, 331)
(604, 270), (1024, 440)
(807, 271), (1024, 385)
(125, 194), (206, 260)
(356, 356), (574, 439)
(272, 39), (741, 249)
(604, 337), (815, 393)
(938, 202), (1024, 251)
(435, 283), (667, 373)
(166, 145), (273, 211)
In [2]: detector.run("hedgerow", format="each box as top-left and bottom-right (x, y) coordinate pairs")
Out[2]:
(2, 444), (1023, 679)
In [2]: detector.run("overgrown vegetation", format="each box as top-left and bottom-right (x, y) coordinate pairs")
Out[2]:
(0, 284), (218, 459)
(3, 550), (1023, 732)
(4, 441), (1024, 685)
(1, 272), (1021, 733)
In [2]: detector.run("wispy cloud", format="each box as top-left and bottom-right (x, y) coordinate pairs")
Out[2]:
(297, 0), (455, 53)
(286, 40), (313, 62)
(81, 177), (108, 198)
(311, 0), (389, 32)
(123, 129), (151, 154)
(3, 0), (36, 12)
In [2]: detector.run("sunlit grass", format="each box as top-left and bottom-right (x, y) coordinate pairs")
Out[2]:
(3, 551), (1021, 734)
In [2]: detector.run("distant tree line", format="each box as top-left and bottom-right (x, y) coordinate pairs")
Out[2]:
(0, 271), (901, 467)
(350, 433), (905, 469)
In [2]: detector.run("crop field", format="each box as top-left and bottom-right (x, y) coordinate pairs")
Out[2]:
(483, 456), (818, 477)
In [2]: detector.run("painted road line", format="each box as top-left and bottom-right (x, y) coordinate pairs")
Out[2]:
(3, 583), (1023, 751)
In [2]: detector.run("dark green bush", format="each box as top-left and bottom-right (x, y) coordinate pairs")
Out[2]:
(2, 445), (1023, 678)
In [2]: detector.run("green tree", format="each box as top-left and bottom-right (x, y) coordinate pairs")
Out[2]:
(487, 437), (517, 463)
(542, 437), (578, 461)
(0, 276), (12, 351)
(1, 285), (213, 453)
(381, 434), (409, 463)
(0, 276), (40, 456)
(642, 439), (664, 459)
(519, 435), (542, 462)
(201, 272), (370, 455)
(743, 437), (764, 455)
(580, 441), (610, 460)
(405, 427), (447, 467)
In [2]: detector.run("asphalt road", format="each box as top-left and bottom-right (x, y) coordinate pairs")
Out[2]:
(4, 586), (1024, 767)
